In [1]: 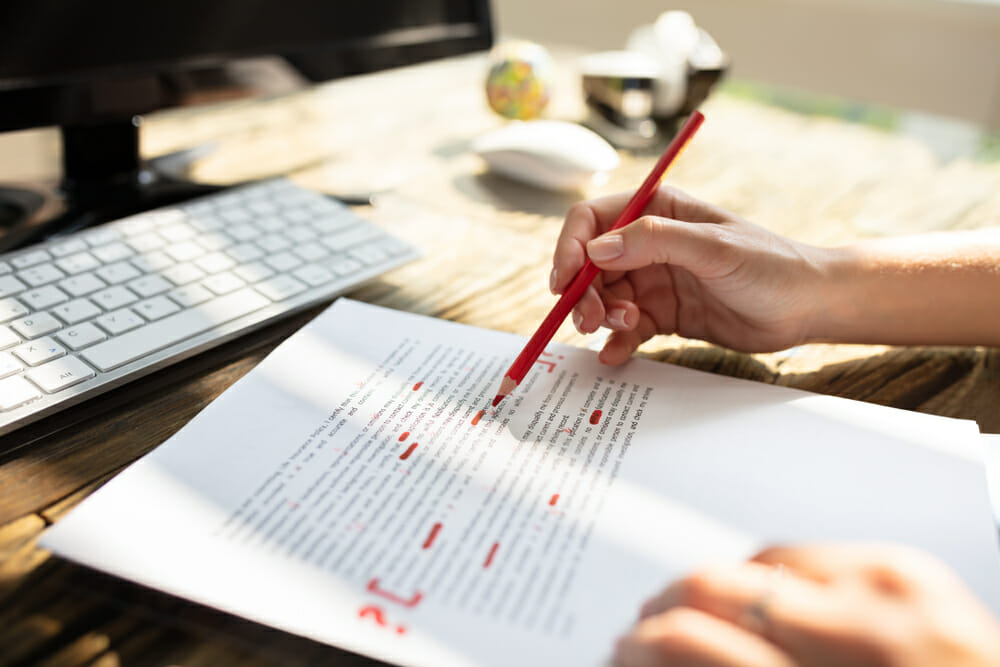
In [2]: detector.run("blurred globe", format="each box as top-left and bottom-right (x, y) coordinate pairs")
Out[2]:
(485, 40), (554, 120)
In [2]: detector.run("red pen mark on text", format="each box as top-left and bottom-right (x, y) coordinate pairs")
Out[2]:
(590, 410), (602, 425)
(484, 542), (499, 568)
(422, 522), (442, 549)
(549, 494), (559, 506)
(535, 350), (566, 373)
(398, 431), (410, 442)
(400, 443), (418, 460)
(358, 605), (406, 634)
(367, 578), (423, 608)
(471, 410), (485, 426)
(412, 381), (423, 391)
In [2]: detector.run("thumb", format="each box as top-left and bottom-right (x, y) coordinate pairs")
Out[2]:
(586, 216), (736, 278)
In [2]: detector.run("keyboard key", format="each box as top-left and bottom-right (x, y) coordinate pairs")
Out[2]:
(18, 263), (66, 287)
(134, 296), (181, 320)
(194, 252), (236, 274)
(254, 275), (307, 301)
(293, 243), (328, 263)
(11, 250), (51, 270)
(167, 284), (213, 307)
(91, 242), (134, 263)
(49, 239), (89, 257)
(0, 352), (23, 378)
(95, 309), (145, 335)
(60, 272), (108, 297)
(11, 312), (62, 339)
(0, 275), (28, 298)
(256, 234), (291, 252)
(350, 243), (389, 265)
(20, 285), (69, 311)
(228, 223), (260, 241)
(52, 298), (103, 325)
(0, 326), (19, 350)
(131, 251), (173, 273)
(82, 288), (270, 371)
(328, 257), (364, 277)
(127, 274), (172, 298)
(195, 232), (232, 251)
(56, 322), (107, 351)
(0, 375), (41, 410)
(202, 272), (246, 295)
(0, 298), (29, 323)
(81, 227), (122, 246)
(96, 261), (142, 285)
(227, 243), (264, 263)
(233, 262), (274, 284)
(159, 223), (197, 242)
(55, 252), (101, 275)
(161, 263), (206, 286)
(164, 241), (205, 263)
(26, 356), (96, 393)
(128, 232), (166, 253)
(92, 285), (138, 310)
(13, 336), (65, 366)
(293, 264), (335, 287)
(264, 252), (302, 273)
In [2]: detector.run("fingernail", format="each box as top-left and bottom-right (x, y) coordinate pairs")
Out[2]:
(549, 267), (558, 293)
(587, 234), (624, 261)
(608, 308), (627, 329)
(572, 310), (584, 332)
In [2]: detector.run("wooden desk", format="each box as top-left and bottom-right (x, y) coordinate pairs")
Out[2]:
(2, 51), (999, 666)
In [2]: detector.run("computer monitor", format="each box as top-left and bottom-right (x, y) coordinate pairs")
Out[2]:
(0, 0), (493, 250)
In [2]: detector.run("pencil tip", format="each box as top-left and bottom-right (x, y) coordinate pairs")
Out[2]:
(491, 375), (518, 407)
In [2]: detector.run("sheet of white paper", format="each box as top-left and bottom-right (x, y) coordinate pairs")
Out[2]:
(42, 299), (1000, 667)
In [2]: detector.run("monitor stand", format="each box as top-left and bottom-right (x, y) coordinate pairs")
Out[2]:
(0, 119), (226, 253)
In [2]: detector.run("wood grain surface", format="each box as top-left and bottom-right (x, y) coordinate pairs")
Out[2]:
(1, 50), (998, 666)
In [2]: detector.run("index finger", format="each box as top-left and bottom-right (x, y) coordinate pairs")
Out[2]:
(551, 193), (632, 294)
(551, 187), (735, 294)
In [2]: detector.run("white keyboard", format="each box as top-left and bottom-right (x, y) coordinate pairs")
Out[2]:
(0, 178), (418, 437)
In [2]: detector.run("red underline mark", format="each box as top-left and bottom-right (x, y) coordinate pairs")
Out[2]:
(422, 522), (443, 549)
(548, 494), (559, 506)
(400, 442), (418, 460)
(589, 409), (602, 425)
(471, 410), (485, 426)
(412, 382), (423, 391)
(398, 431), (410, 441)
(366, 578), (423, 608)
(483, 542), (499, 568)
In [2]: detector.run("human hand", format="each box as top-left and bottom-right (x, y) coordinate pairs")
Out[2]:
(550, 187), (829, 364)
(614, 543), (1000, 667)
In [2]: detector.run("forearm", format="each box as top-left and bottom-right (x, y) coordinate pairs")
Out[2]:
(807, 229), (1000, 347)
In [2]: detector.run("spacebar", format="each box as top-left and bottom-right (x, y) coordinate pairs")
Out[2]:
(82, 288), (272, 372)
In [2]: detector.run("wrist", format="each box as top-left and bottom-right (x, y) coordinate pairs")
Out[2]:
(803, 231), (1000, 346)
(803, 244), (874, 344)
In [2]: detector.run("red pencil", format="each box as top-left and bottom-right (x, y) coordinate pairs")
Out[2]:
(491, 110), (706, 408)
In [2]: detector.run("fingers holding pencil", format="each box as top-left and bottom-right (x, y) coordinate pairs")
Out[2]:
(491, 111), (706, 406)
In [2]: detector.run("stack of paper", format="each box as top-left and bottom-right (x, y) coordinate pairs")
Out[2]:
(42, 299), (1000, 667)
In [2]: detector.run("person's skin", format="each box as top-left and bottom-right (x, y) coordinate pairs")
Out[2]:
(549, 186), (1000, 667)
(615, 543), (1000, 667)
(550, 186), (1000, 365)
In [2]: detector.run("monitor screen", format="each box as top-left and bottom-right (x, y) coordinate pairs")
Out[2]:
(0, 1), (493, 249)
(0, 1), (493, 130)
